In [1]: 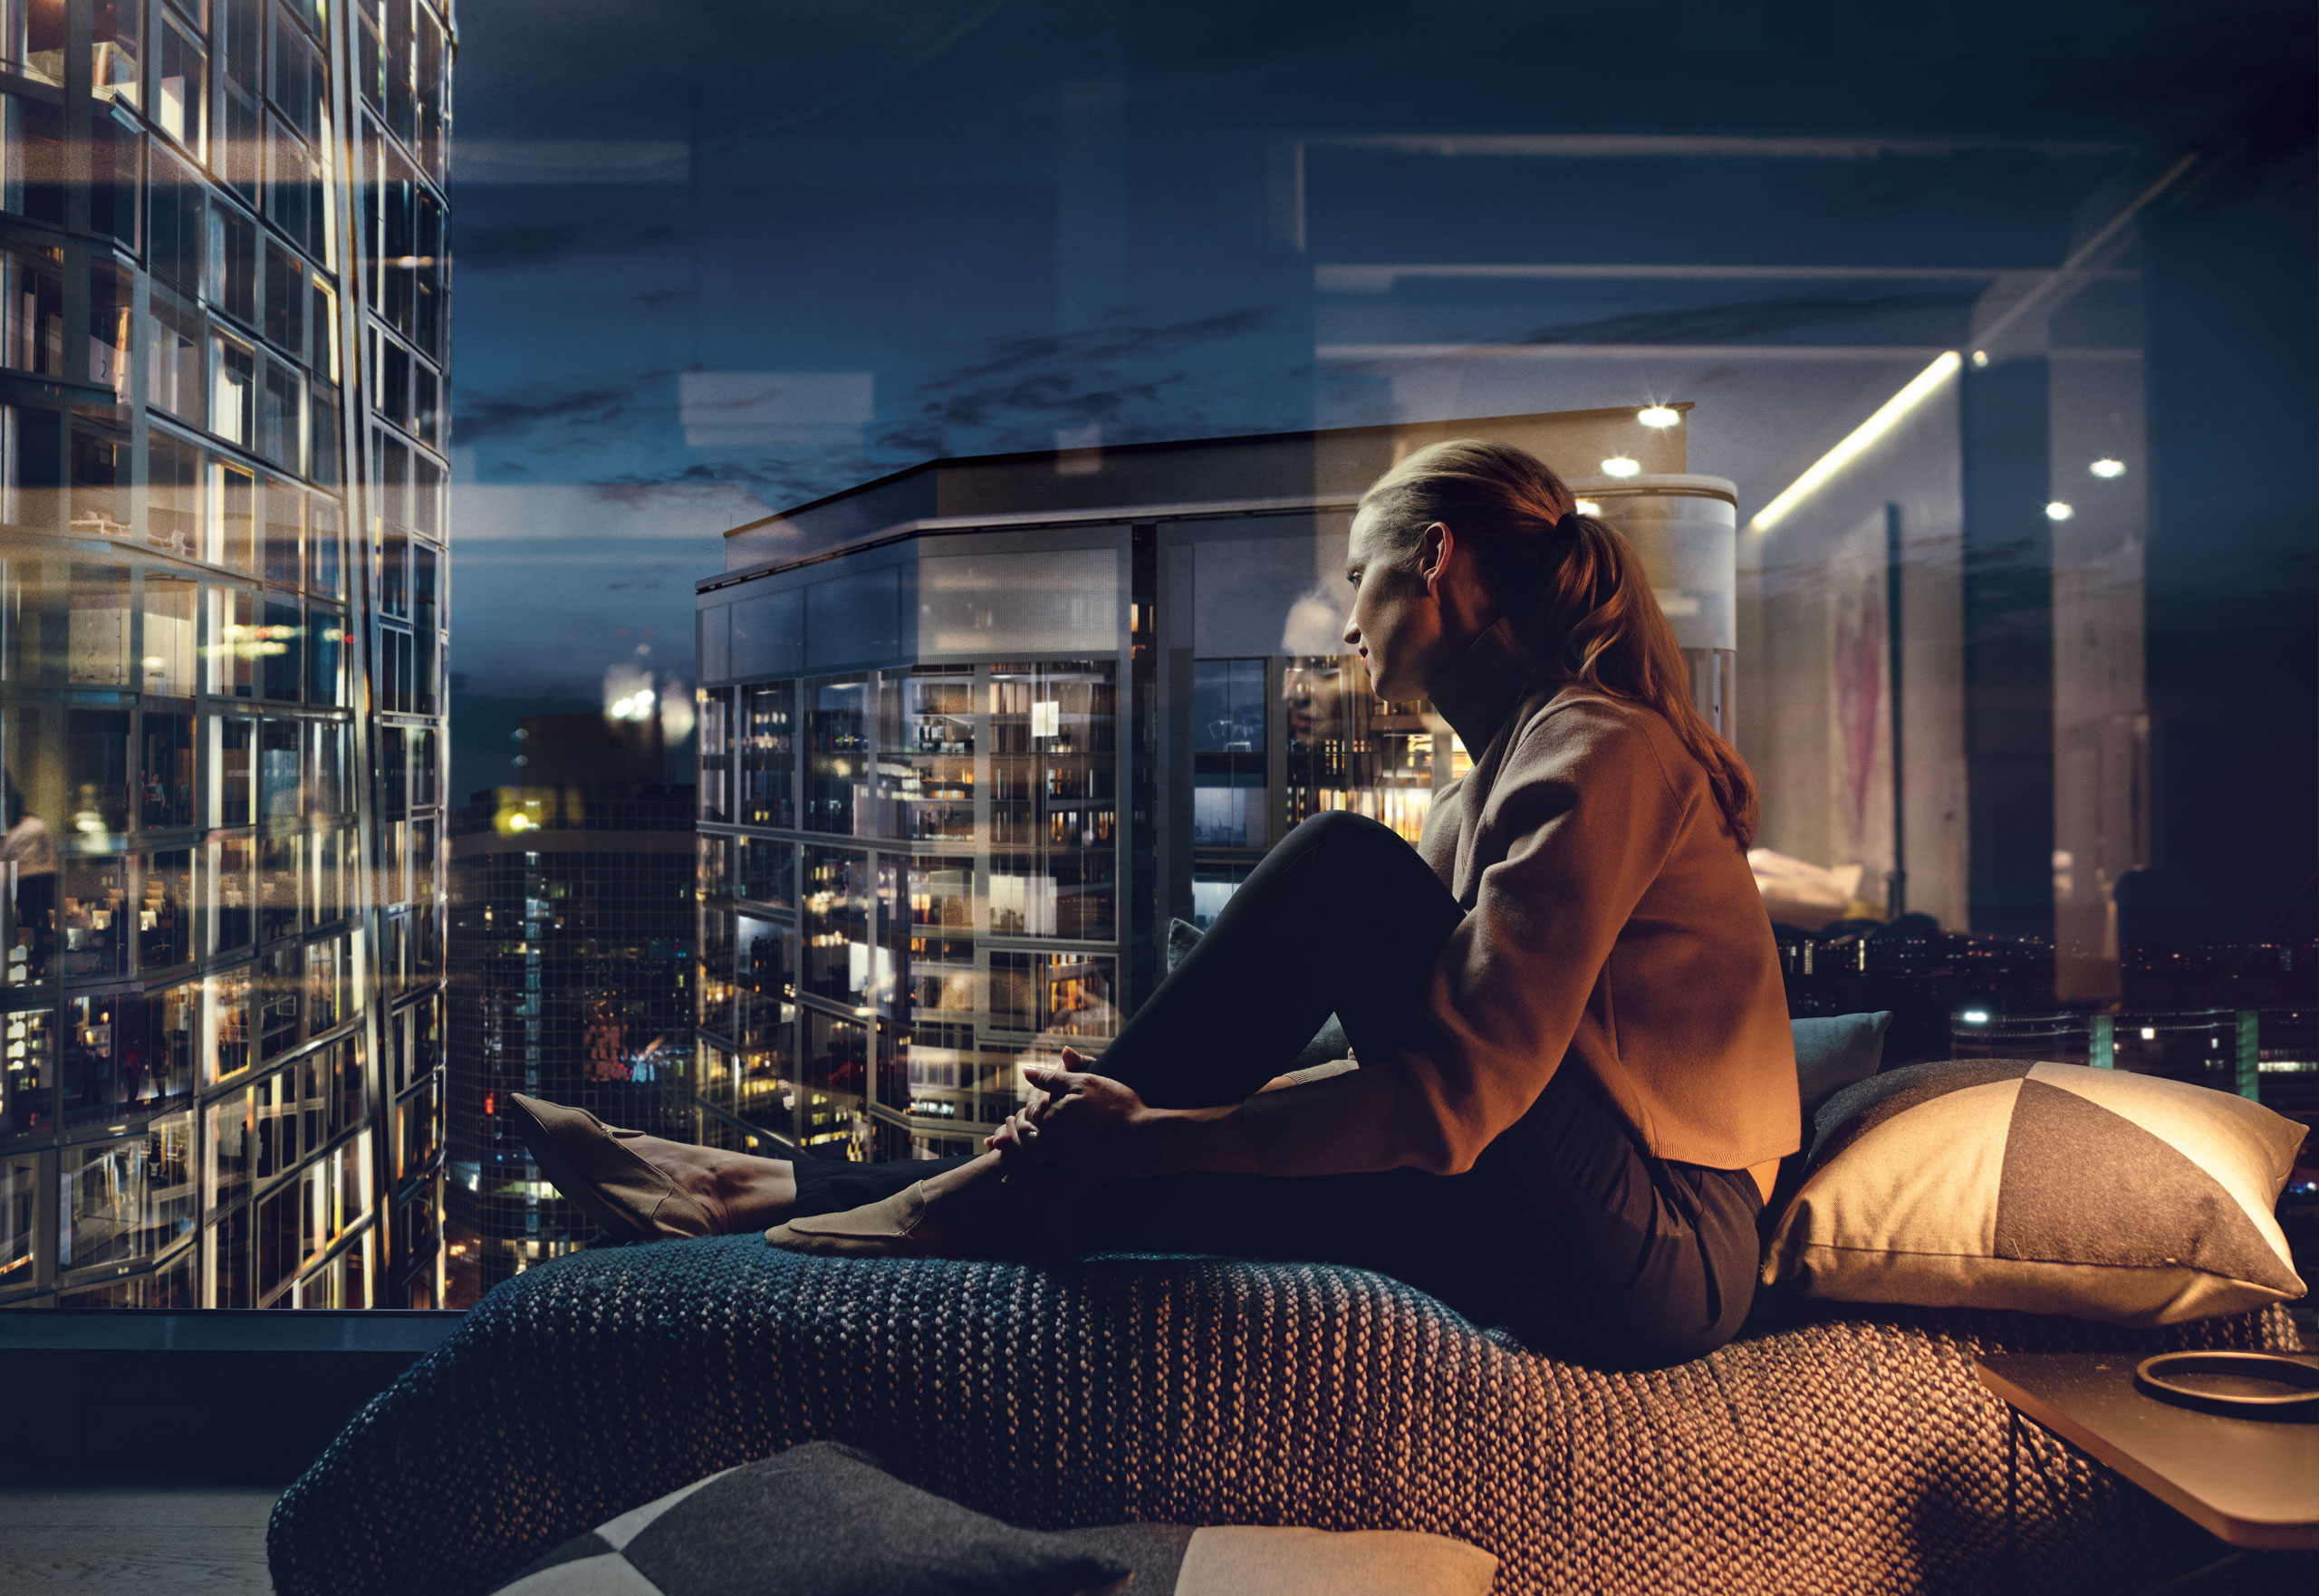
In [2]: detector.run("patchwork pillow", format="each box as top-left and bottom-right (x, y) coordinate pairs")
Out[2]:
(488, 1441), (1497, 1596)
(1762, 1059), (2310, 1325)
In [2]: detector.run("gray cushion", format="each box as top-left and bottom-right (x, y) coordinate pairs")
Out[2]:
(1791, 1010), (1893, 1117)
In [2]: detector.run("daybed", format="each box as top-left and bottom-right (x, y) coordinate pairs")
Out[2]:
(265, 1235), (2305, 1596)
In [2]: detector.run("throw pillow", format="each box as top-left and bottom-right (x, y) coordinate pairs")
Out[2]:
(487, 1442), (1130, 1596)
(1790, 1010), (1891, 1117)
(1762, 1059), (2310, 1325)
(488, 1442), (1498, 1596)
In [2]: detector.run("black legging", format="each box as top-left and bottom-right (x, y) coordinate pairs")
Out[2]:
(793, 811), (1765, 1367)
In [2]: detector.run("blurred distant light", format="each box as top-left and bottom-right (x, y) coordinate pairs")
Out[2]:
(1573, 499), (1602, 516)
(1636, 405), (1680, 428)
(1971, 350), (1989, 367)
(2141, 1026), (2157, 1040)
(1601, 457), (1641, 478)
(1751, 351), (1961, 533)
(2090, 457), (2126, 478)
(2045, 501), (2074, 521)
(1961, 1009), (1990, 1024)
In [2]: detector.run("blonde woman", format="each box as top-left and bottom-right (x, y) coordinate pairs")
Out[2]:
(516, 439), (1797, 1368)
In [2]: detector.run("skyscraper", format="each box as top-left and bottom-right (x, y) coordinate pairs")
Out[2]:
(0, 2), (452, 1309)
(445, 717), (695, 1303)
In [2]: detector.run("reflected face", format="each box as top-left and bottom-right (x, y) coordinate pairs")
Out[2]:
(1342, 506), (1445, 702)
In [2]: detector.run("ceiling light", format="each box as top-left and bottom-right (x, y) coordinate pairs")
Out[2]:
(2090, 458), (2126, 478)
(1960, 1010), (1990, 1024)
(1750, 351), (1961, 533)
(1573, 499), (1602, 516)
(1971, 351), (1989, 367)
(1601, 457), (1641, 478)
(2045, 501), (2074, 521)
(1636, 405), (1679, 428)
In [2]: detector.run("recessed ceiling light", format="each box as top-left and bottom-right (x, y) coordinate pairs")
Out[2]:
(2045, 501), (2074, 521)
(1601, 457), (1641, 478)
(1636, 405), (1679, 428)
(2090, 458), (2126, 478)
(1971, 351), (1989, 367)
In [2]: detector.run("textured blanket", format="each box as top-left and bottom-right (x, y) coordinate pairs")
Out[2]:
(268, 1236), (2305, 1596)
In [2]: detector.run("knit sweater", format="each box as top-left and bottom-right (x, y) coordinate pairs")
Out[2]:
(1241, 619), (1799, 1177)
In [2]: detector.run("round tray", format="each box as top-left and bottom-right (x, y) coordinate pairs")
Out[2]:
(2134, 1351), (2319, 1418)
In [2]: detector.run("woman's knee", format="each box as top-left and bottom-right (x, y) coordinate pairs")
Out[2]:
(1289, 808), (1410, 866)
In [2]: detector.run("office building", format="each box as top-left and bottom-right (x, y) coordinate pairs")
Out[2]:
(0, 2), (452, 1308)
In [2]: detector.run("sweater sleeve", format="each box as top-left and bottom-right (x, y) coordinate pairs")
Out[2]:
(1240, 701), (1687, 1176)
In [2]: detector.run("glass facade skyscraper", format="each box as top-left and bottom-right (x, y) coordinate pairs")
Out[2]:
(0, 2), (451, 1309)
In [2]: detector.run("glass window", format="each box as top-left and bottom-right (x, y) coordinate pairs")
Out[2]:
(257, 944), (298, 1057)
(265, 114), (308, 245)
(307, 499), (342, 597)
(215, 0), (262, 201)
(88, 259), (132, 399)
(259, 355), (301, 471)
(213, 458), (256, 570)
(1, 246), (64, 375)
(262, 242), (305, 362)
(153, 13), (203, 155)
(60, 853), (129, 978)
(14, 1), (63, 84)
(259, 594), (301, 700)
(803, 678), (865, 833)
(69, 415), (130, 536)
(305, 606), (343, 705)
(146, 985), (197, 1110)
(208, 714), (254, 826)
(210, 333), (255, 446)
(877, 669), (973, 842)
(139, 710), (195, 828)
(138, 847), (192, 970)
(257, 716), (300, 816)
(207, 832), (253, 954)
(147, 430), (202, 556)
(256, 831), (298, 940)
(66, 705), (131, 832)
(0, 1153), (34, 1293)
(738, 681), (794, 829)
(3, 1004), (53, 1137)
(147, 157), (205, 292)
(737, 836), (793, 909)
(261, 478), (302, 586)
(149, 295), (206, 431)
(801, 845), (873, 1006)
(205, 966), (253, 1085)
(89, 111), (140, 251)
(91, 0), (139, 107)
(697, 686), (730, 824)
(206, 585), (255, 696)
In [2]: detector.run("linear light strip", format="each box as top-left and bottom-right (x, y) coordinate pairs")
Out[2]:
(1748, 351), (1961, 533)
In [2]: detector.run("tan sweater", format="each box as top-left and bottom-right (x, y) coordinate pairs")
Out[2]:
(1241, 620), (1799, 1178)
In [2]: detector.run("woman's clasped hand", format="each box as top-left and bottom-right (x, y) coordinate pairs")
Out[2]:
(986, 1049), (1163, 1182)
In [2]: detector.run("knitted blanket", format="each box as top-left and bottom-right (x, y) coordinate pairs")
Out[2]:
(267, 1236), (2305, 1596)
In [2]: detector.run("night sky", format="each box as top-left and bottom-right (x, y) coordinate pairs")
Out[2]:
(443, 0), (2318, 912)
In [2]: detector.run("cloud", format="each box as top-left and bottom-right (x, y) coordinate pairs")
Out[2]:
(454, 385), (651, 444)
(458, 216), (683, 270)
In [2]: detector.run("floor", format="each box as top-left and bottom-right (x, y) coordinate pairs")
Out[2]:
(0, 1487), (281, 1594)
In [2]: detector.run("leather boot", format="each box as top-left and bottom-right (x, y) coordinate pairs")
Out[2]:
(507, 1094), (718, 1242)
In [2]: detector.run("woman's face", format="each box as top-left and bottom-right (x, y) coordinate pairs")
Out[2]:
(1342, 505), (1449, 702)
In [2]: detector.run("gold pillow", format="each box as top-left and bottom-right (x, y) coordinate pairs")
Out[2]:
(1762, 1059), (2309, 1326)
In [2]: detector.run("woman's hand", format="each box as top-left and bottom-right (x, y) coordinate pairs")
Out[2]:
(986, 1049), (1159, 1183)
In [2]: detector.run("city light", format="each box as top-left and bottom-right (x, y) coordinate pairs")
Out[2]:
(2090, 457), (2126, 478)
(1601, 456), (1641, 477)
(1971, 350), (1989, 367)
(1636, 405), (1680, 428)
(1573, 499), (1602, 515)
(2141, 1027), (2158, 1040)
(2045, 501), (2074, 521)
(1960, 1009), (1990, 1024)
(1750, 351), (1962, 532)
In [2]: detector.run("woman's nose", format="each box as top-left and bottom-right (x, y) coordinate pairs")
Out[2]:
(1341, 619), (1361, 648)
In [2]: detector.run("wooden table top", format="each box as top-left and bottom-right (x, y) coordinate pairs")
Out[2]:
(1977, 1352), (2319, 1552)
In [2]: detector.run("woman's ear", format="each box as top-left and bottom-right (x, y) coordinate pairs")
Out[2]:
(1419, 521), (1456, 598)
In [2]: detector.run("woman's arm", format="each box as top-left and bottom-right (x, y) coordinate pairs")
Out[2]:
(988, 1062), (1260, 1180)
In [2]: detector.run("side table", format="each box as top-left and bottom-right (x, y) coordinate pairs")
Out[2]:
(1977, 1352), (2319, 1594)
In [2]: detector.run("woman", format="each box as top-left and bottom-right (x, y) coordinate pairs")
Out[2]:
(516, 439), (1797, 1368)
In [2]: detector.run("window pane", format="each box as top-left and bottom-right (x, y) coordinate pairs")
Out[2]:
(139, 709), (194, 828)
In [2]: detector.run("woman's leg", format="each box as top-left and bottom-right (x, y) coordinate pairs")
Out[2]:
(769, 812), (1463, 1253)
(1094, 810), (1465, 1107)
